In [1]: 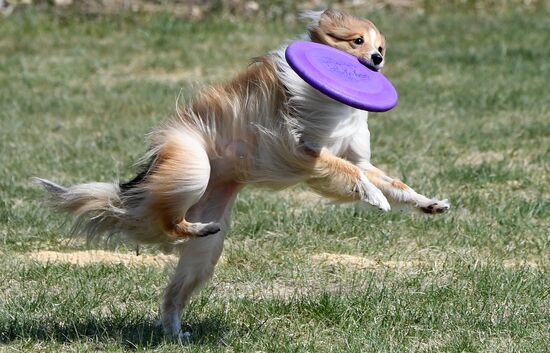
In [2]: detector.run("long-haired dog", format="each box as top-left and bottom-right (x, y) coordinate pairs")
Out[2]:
(37, 9), (449, 338)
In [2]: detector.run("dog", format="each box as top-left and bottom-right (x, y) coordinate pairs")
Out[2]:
(36, 9), (449, 338)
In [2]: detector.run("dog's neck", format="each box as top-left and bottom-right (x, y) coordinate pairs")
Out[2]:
(271, 45), (368, 149)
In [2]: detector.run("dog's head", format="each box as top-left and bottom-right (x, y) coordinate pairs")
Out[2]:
(306, 9), (386, 71)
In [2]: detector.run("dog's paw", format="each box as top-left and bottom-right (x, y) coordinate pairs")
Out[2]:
(195, 222), (221, 237)
(168, 329), (192, 342)
(171, 222), (221, 245)
(419, 199), (450, 214)
(177, 323), (193, 341)
(162, 320), (192, 341)
(185, 221), (221, 238)
(355, 174), (391, 212)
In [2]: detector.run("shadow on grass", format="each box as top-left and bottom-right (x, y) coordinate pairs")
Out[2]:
(0, 316), (230, 348)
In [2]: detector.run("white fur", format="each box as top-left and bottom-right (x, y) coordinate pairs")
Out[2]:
(271, 47), (368, 156)
(357, 172), (391, 211)
(369, 28), (377, 50)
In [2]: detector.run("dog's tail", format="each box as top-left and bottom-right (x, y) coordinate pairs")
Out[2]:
(34, 127), (213, 246)
(34, 178), (130, 241)
(35, 176), (173, 244)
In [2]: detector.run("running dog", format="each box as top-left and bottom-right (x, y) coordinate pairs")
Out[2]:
(37, 9), (449, 338)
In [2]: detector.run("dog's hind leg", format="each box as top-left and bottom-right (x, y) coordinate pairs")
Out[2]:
(161, 182), (241, 338)
(161, 235), (224, 338)
(143, 130), (220, 240)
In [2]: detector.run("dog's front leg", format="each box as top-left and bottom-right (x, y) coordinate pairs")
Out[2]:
(362, 163), (450, 214)
(304, 147), (390, 211)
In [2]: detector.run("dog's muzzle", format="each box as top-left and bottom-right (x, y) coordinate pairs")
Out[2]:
(359, 53), (384, 72)
(371, 53), (383, 66)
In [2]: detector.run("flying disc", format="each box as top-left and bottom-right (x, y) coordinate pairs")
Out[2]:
(285, 41), (398, 112)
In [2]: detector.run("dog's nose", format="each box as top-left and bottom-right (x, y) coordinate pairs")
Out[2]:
(371, 53), (383, 65)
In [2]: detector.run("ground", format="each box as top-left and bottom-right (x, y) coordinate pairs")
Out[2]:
(0, 7), (549, 352)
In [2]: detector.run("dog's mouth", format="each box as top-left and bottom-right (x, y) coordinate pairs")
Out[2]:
(358, 58), (382, 72)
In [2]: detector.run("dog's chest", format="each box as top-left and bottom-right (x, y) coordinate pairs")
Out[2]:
(302, 106), (368, 155)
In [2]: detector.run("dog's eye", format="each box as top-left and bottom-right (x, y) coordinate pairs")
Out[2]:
(378, 46), (384, 53)
(353, 37), (364, 45)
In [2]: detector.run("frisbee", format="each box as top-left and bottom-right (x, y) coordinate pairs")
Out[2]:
(285, 41), (398, 112)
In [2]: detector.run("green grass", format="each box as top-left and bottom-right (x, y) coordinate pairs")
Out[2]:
(1, 8), (549, 352)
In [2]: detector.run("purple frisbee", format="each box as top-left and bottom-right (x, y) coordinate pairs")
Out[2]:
(285, 41), (398, 112)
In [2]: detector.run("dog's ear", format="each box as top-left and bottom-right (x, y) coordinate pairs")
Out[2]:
(302, 8), (346, 31)
(310, 9), (353, 44)
(320, 8), (346, 23)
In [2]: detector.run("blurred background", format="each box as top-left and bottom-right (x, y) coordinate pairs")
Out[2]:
(1, 0), (549, 18)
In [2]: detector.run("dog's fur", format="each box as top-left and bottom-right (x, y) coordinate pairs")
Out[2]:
(37, 9), (449, 338)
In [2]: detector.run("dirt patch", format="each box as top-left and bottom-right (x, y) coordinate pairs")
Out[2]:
(312, 253), (547, 271)
(311, 253), (422, 269)
(456, 150), (507, 166)
(94, 67), (211, 88)
(27, 250), (178, 267)
(502, 260), (540, 269)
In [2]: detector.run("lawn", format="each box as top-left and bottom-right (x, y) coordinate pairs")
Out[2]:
(0, 6), (549, 352)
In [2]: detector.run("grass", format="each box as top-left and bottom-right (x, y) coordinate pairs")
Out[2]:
(1, 7), (549, 352)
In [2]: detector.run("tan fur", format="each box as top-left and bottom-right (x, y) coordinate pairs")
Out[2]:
(366, 167), (405, 191)
(37, 9), (449, 338)
(306, 148), (362, 201)
(391, 180), (409, 190)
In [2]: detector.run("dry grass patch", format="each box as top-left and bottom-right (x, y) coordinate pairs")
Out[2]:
(26, 250), (177, 267)
(312, 252), (423, 269)
(97, 67), (233, 86)
(455, 150), (507, 166)
(311, 253), (547, 270)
